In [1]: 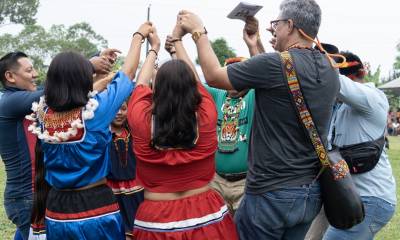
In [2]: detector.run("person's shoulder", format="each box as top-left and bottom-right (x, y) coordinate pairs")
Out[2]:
(366, 83), (389, 103)
(255, 52), (280, 62)
(230, 52), (281, 70)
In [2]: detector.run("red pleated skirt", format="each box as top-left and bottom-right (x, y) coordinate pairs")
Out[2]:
(133, 189), (238, 240)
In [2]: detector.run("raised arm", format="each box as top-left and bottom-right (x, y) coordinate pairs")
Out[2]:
(244, 17), (265, 56)
(136, 26), (161, 87)
(338, 74), (388, 115)
(179, 10), (234, 90)
(164, 35), (177, 60)
(93, 72), (114, 92)
(121, 22), (153, 80)
(165, 19), (202, 82)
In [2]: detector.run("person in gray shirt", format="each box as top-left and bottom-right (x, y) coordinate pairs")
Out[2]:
(176, 0), (340, 239)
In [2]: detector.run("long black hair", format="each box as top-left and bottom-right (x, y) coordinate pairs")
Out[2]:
(31, 139), (51, 225)
(45, 51), (93, 112)
(151, 59), (202, 149)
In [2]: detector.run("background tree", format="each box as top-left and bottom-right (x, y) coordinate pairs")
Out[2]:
(394, 42), (400, 70)
(364, 62), (381, 86)
(0, 0), (40, 26)
(388, 41), (400, 110)
(196, 38), (236, 66)
(0, 23), (108, 83)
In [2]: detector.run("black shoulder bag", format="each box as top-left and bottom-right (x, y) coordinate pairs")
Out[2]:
(280, 51), (365, 229)
(338, 134), (385, 174)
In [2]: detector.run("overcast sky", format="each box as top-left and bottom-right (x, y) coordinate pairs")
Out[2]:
(3, 0), (400, 78)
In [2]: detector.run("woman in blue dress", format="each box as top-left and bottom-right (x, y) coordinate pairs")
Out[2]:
(26, 22), (154, 239)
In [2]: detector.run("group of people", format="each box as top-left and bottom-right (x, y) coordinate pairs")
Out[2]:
(0, 0), (397, 239)
(388, 111), (400, 136)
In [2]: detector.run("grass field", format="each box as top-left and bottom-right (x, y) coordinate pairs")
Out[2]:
(0, 137), (399, 239)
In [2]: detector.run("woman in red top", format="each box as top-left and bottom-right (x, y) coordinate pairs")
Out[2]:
(127, 25), (238, 239)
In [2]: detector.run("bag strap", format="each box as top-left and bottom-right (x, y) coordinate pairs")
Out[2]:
(279, 51), (330, 167)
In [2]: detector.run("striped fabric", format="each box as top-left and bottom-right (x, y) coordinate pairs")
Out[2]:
(135, 205), (229, 232)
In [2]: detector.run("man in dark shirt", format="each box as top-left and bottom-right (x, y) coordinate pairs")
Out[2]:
(178, 0), (340, 239)
(0, 52), (42, 239)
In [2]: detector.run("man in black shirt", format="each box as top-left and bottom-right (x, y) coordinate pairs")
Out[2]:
(177, 0), (339, 239)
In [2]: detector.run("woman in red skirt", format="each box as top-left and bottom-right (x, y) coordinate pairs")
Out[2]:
(127, 26), (238, 239)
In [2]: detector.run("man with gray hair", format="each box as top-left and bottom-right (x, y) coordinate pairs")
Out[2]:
(177, 0), (339, 239)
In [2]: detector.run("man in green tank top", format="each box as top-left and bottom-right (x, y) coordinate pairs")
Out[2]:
(206, 57), (255, 215)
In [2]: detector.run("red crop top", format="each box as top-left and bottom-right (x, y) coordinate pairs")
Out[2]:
(127, 83), (217, 193)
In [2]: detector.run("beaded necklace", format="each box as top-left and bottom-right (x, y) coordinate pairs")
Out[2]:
(26, 92), (98, 143)
(112, 127), (130, 167)
(218, 95), (245, 153)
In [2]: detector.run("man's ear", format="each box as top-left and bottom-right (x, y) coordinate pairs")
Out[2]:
(287, 19), (295, 34)
(4, 71), (15, 84)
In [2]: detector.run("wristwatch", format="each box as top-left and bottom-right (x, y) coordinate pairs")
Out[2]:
(192, 27), (208, 43)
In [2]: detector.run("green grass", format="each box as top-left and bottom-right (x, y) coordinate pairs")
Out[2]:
(0, 161), (15, 238)
(376, 136), (400, 240)
(0, 137), (399, 239)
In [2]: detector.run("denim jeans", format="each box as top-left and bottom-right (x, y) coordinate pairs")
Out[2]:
(14, 229), (23, 240)
(4, 197), (33, 240)
(323, 196), (396, 240)
(235, 182), (322, 240)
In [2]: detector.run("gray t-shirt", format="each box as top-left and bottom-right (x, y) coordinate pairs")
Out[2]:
(227, 48), (340, 194)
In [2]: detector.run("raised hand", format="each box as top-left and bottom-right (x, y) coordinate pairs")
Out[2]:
(178, 10), (204, 34)
(100, 48), (121, 64)
(172, 15), (187, 39)
(243, 28), (258, 49)
(147, 26), (161, 52)
(164, 35), (177, 55)
(137, 21), (153, 38)
(90, 56), (112, 75)
(245, 16), (259, 35)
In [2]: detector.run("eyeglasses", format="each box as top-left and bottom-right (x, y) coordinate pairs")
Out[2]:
(270, 19), (289, 31)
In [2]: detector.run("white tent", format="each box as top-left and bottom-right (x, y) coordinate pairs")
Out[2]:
(379, 77), (400, 95)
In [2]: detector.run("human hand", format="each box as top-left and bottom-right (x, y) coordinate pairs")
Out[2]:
(172, 15), (187, 39)
(137, 21), (153, 38)
(243, 28), (258, 49)
(178, 10), (204, 34)
(148, 26), (161, 52)
(245, 17), (259, 35)
(100, 48), (121, 64)
(164, 35), (177, 55)
(90, 56), (112, 75)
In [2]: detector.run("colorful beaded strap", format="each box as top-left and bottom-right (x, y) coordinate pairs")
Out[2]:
(279, 51), (330, 167)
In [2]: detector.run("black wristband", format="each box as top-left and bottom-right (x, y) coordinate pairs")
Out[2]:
(148, 49), (158, 57)
(132, 32), (145, 43)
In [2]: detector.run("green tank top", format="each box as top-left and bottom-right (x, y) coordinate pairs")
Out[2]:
(205, 85), (254, 173)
